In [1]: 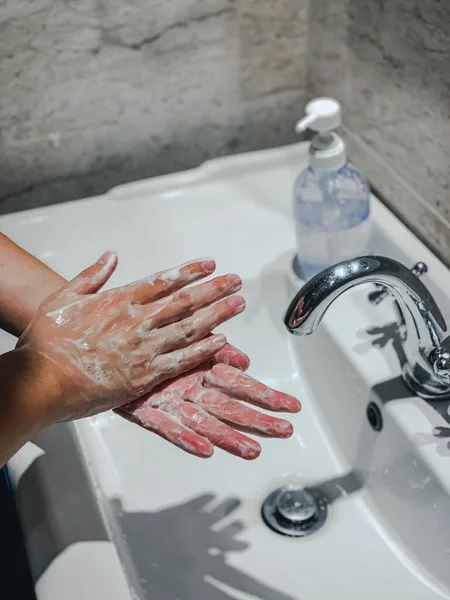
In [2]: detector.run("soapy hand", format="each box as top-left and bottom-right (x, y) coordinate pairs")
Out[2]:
(116, 343), (301, 460)
(16, 252), (246, 424)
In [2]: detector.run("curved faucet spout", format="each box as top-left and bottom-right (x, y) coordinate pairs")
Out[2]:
(284, 256), (450, 399)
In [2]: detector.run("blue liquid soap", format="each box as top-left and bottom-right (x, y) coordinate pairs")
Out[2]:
(294, 161), (371, 279)
(292, 98), (371, 280)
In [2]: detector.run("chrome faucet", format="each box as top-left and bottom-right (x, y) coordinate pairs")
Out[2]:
(284, 256), (450, 399)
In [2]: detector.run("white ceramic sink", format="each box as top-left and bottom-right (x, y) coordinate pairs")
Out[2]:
(1, 143), (450, 599)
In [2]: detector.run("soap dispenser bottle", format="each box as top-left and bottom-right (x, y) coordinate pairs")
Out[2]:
(293, 97), (371, 279)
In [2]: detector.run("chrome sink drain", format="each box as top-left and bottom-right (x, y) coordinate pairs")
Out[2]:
(261, 485), (328, 537)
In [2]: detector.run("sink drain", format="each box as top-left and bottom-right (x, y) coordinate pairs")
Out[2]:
(261, 485), (328, 537)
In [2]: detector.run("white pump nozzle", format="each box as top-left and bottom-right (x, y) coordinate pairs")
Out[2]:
(295, 97), (342, 134)
(295, 97), (346, 171)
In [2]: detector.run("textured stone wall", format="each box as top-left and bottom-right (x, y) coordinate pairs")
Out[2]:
(308, 0), (450, 264)
(0, 0), (309, 212)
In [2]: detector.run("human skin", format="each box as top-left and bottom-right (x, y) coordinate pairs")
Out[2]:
(0, 234), (301, 464)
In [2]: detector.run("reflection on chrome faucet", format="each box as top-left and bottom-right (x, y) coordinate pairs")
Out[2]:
(284, 256), (450, 400)
(367, 261), (428, 333)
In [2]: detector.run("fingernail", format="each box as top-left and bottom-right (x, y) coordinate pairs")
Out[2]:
(242, 440), (261, 460)
(284, 396), (302, 413)
(200, 258), (216, 272)
(227, 274), (242, 292)
(275, 420), (294, 438)
(228, 295), (246, 312)
(212, 334), (227, 347)
(98, 251), (116, 266)
(178, 436), (214, 458)
(196, 438), (215, 458)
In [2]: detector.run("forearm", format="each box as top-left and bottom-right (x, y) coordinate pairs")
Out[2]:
(0, 234), (65, 337)
(0, 349), (57, 466)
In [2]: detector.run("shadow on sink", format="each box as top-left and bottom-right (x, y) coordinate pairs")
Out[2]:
(13, 426), (298, 600)
(362, 321), (450, 457)
(12, 423), (110, 582)
(109, 494), (296, 600)
(289, 303), (450, 591)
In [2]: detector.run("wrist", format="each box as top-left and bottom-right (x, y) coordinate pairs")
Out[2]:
(1, 348), (62, 438)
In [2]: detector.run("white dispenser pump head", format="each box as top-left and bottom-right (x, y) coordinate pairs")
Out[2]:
(296, 97), (346, 171)
(295, 97), (341, 134)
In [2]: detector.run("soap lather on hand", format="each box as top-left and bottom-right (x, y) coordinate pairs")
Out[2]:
(0, 238), (300, 465)
(16, 254), (248, 423)
(118, 342), (300, 460)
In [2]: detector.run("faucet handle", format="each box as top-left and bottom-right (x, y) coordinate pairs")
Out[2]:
(431, 347), (450, 384)
(411, 262), (428, 277)
(368, 262), (428, 305)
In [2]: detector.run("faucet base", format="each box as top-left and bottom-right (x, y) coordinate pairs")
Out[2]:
(402, 364), (450, 400)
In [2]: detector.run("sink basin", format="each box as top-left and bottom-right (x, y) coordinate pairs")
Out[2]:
(1, 142), (450, 599)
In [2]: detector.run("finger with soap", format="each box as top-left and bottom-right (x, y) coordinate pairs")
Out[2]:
(16, 252), (245, 423)
(117, 341), (301, 460)
(0, 234), (301, 465)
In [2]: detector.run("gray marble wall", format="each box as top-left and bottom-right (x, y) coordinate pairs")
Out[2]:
(0, 0), (308, 213)
(4, 0), (449, 266)
(307, 0), (450, 264)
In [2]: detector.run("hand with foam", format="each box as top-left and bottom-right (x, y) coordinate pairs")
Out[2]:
(16, 252), (245, 424)
(117, 342), (301, 460)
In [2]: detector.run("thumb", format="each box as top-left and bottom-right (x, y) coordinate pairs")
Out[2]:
(66, 251), (118, 295)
